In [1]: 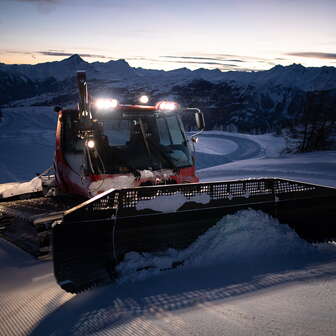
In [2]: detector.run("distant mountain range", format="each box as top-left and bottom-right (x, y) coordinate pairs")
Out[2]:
(1, 54), (336, 134)
(1, 54), (336, 91)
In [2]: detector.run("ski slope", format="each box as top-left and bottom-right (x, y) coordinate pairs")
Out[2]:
(196, 131), (336, 188)
(0, 107), (336, 336)
(0, 107), (57, 183)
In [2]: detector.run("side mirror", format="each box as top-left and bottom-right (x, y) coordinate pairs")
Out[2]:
(195, 111), (205, 131)
(183, 107), (205, 139)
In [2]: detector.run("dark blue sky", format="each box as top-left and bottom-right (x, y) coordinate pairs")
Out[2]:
(0, 0), (335, 70)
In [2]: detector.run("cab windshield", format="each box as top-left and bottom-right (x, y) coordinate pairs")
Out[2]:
(96, 114), (192, 173)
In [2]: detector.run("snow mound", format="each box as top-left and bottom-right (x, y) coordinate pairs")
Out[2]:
(136, 192), (210, 213)
(117, 209), (317, 283)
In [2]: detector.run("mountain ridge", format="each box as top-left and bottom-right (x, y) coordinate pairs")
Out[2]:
(1, 55), (335, 141)
(1, 54), (336, 92)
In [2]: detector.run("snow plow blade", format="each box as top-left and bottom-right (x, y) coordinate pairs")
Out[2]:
(52, 178), (336, 293)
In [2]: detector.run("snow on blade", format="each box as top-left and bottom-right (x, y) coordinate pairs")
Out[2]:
(0, 176), (42, 198)
(89, 176), (134, 196)
(117, 209), (319, 283)
(136, 192), (210, 213)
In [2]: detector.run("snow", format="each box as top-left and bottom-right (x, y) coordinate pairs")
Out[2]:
(0, 176), (42, 198)
(200, 130), (286, 158)
(117, 209), (328, 283)
(0, 108), (336, 335)
(88, 176), (133, 196)
(136, 192), (210, 213)
(199, 150), (336, 188)
(195, 131), (336, 188)
(88, 169), (176, 196)
(0, 107), (56, 183)
(192, 135), (238, 155)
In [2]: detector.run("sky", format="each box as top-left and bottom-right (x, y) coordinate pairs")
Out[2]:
(0, 0), (335, 71)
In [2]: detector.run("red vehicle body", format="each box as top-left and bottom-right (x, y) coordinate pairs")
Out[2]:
(54, 104), (200, 198)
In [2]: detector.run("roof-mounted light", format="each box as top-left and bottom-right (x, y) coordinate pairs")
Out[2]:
(95, 98), (118, 110)
(156, 101), (180, 112)
(86, 139), (95, 149)
(139, 95), (149, 104)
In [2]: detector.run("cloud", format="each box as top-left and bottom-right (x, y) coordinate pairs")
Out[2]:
(38, 51), (110, 59)
(13, 0), (62, 14)
(0, 49), (261, 71)
(286, 52), (336, 59)
(225, 59), (245, 63)
(163, 56), (225, 62)
(13, 0), (132, 8)
(164, 60), (238, 67)
(161, 55), (245, 63)
(134, 55), (242, 68)
(14, 0), (59, 2)
(127, 55), (258, 71)
(3, 50), (33, 55)
(0, 49), (116, 62)
(169, 53), (279, 67)
(1, 49), (111, 59)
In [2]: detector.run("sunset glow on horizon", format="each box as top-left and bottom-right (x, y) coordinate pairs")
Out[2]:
(0, 0), (335, 71)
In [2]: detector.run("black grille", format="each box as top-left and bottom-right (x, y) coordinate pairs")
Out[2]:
(65, 178), (334, 220)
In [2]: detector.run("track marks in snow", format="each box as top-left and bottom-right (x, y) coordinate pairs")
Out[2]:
(196, 133), (336, 187)
(0, 280), (72, 336)
(0, 239), (73, 336)
(194, 133), (263, 169)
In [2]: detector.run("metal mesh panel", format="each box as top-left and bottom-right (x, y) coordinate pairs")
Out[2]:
(78, 178), (324, 214)
(274, 180), (316, 193)
(91, 193), (119, 211)
(211, 181), (269, 200)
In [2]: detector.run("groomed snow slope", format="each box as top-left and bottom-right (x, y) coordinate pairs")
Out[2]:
(0, 107), (336, 336)
(0, 107), (57, 183)
(196, 131), (336, 188)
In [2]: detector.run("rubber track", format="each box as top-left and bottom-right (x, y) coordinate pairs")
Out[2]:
(0, 196), (82, 258)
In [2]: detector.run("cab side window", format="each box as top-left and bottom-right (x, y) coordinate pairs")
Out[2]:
(61, 113), (84, 153)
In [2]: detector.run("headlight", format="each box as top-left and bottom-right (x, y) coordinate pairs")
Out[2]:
(139, 95), (149, 104)
(95, 98), (118, 110)
(156, 101), (179, 112)
(87, 139), (95, 148)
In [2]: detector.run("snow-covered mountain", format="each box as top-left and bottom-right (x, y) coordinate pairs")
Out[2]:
(1, 54), (336, 92)
(1, 55), (335, 141)
(0, 54), (91, 81)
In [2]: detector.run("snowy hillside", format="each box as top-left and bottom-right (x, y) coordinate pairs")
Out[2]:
(0, 107), (57, 183)
(1, 55), (336, 141)
(0, 106), (336, 335)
